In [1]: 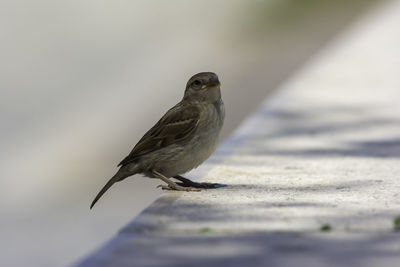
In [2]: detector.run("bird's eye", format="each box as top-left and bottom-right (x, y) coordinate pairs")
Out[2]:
(192, 80), (201, 87)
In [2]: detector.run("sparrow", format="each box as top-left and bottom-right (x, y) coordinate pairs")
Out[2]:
(90, 72), (225, 209)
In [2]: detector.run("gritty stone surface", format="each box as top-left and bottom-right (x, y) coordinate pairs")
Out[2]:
(76, 1), (400, 266)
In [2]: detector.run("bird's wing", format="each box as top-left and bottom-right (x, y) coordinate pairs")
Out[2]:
(118, 103), (200, 166)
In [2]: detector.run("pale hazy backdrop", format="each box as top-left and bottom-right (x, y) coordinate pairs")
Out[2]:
(0, 0), (378, 266)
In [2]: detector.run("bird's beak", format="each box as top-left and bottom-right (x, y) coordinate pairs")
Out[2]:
(202, 81), (220, 89)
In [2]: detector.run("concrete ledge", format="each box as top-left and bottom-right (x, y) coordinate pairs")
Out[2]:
(76, 1), (400, 266)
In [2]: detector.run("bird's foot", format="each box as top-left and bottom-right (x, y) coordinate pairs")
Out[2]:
(152, 170), (201, 192)
(157, 184), (201, 192)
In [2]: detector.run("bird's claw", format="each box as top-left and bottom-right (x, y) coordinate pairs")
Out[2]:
(157, 185), (172, 190)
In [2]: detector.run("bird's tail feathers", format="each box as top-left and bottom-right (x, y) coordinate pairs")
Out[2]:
(90, 166), (135, 209)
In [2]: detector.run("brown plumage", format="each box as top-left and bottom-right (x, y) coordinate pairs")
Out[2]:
(90, 72), (224, 209)
(118, 104), (200, 167)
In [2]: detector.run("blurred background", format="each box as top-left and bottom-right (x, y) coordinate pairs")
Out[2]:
(0, 0), (380, 266)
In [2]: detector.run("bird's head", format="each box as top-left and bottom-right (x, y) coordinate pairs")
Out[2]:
(183, 72), (221, 102)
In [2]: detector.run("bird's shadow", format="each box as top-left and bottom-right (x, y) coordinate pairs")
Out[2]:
(174, 181), (227, 189)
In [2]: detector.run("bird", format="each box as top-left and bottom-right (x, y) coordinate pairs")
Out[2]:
(90, 72), (225, 209)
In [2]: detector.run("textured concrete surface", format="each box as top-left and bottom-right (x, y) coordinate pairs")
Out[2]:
(76, 1), (400, 266)
(1, 1), (378, 266)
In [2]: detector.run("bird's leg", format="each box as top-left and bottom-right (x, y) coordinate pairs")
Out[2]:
(173, 175), (222, 189)
(152, 170), (201, 192)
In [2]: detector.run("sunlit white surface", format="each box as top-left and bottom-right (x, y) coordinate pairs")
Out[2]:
(0, 0), (377, 266)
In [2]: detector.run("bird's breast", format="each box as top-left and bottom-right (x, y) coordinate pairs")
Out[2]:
(187, 102), (224, 167)
(148, 101), (224, 177)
